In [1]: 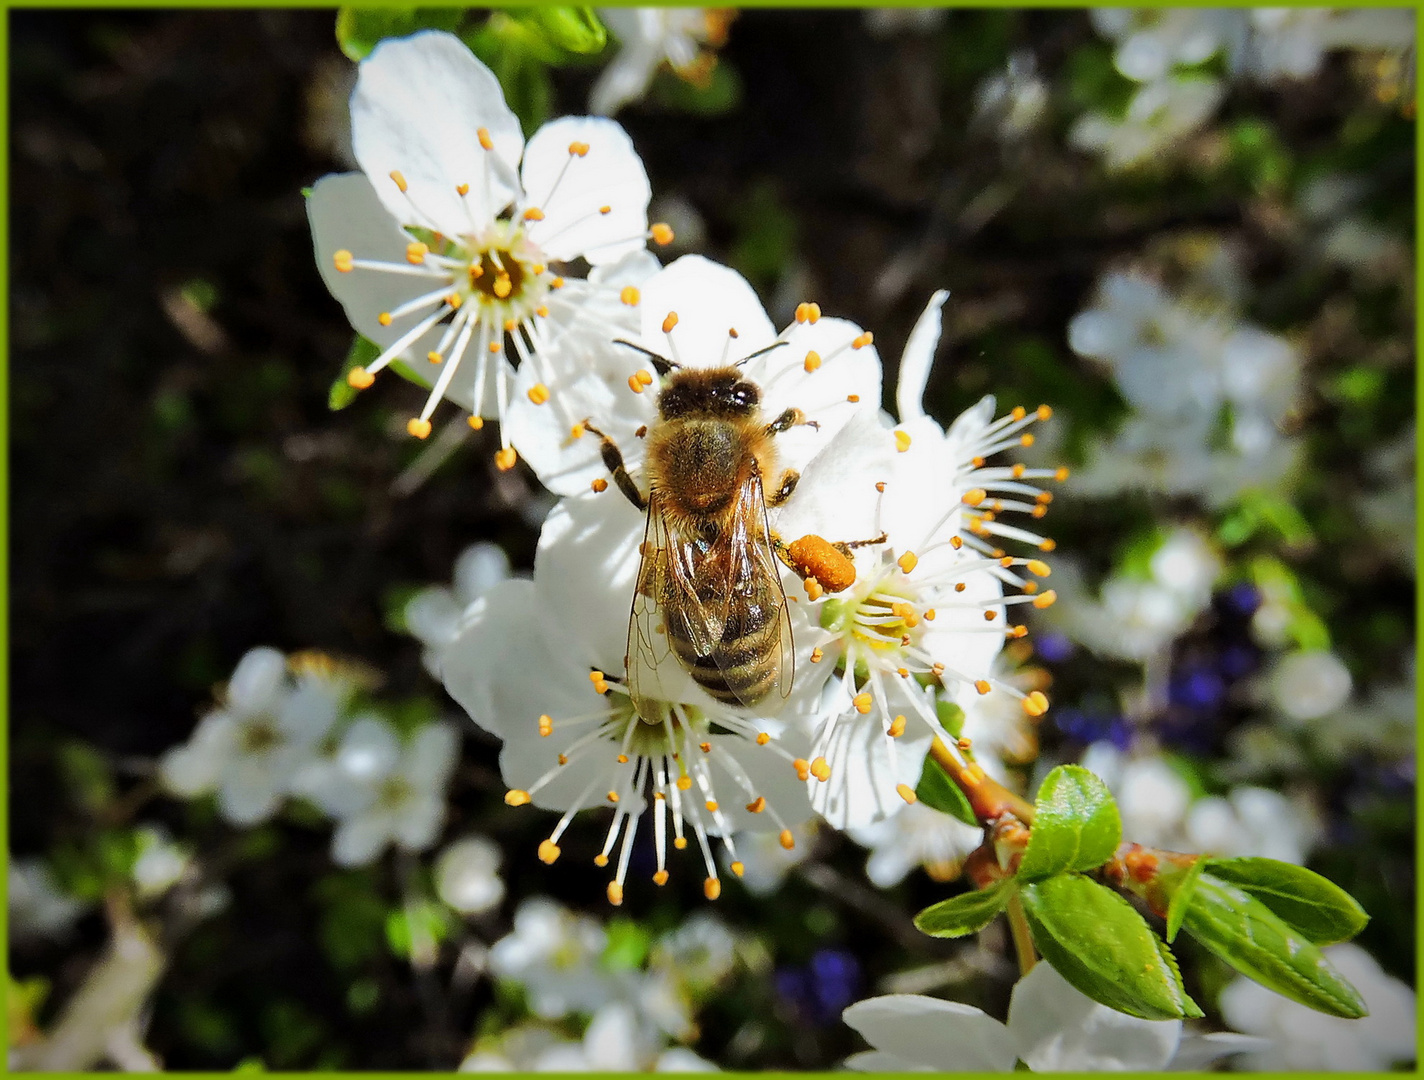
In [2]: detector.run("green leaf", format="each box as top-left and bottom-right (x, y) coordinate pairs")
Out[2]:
(914, 880), (1014, 938)
(1165, 857), (1208, 944)
(517, 7), (606, 54)
(1180, 873), (1366, 1018)
(915, 754), (978, 827)
(602, 917), (651, 970)
(1020, 874), (1200, 1020)
(335, 7), (465, 62)
(1201, 858), (1370, 946)
(385, 899), (454, 961)
(935, 699), (966, 739)
(1016, 765), (1121, 881)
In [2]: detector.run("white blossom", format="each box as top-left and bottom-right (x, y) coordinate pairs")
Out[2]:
(1268, 648), (1354, 723)
(1219, 942), (1416, 1071)
(1090, 9), (1244, 83)
(591, 9), (735, 116)
(159, 647), (351, 826)
(775, 291), (1063, 830)
(296, 716), (460, 865)
(1183, 786), (1321, 865)
(1080, 742), (1194, 851)
(973, 52), (1049, 141)
(130, 825), (191, 900)
(308, 30), (667, 465)
(1069, 76), (1225, 172)
(8, 859), (89, 943)
(1239, 8), (1416, 83)
(405, 541), (514, 676)
(488, 897), (620, 1018)
(436, 835), (506, 915)
(843, 960), (1261, 1071)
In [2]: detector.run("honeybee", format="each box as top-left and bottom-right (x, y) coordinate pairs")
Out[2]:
(585, 346), (821, 719)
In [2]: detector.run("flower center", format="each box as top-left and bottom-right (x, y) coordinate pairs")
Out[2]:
(238, 716), (282, 754)
(823, 574), (925, 654)
(377, 774), (414, 809)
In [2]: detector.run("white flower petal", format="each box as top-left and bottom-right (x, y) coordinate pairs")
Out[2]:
(846, 1050), (933, 1072)
(1008, 961), (1182, 1072)
(810, 699), (934, 830)
(404, 586), (464, 650)
(406, 722), (461, 789)
(226, 647), (288, 714)
(350, 31), (522, 234)
(454, 542), (513, 605)
(393, 794), (446, 852)
(638, 256), (776, 369)
(705, 731), (815, 835)
(217, 765), (284, 826)
(336, 715), (402, 780)
(159, 713), (236, 795)
(521, 116), (651, 264)
(843, 994), (1017, 1071)
(436, 836), (505, 915)
(895, 290), (949, 424)
(332, 812), (394, 867)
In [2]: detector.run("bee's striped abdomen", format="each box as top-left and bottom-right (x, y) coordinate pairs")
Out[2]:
(664, 582), (783, 707)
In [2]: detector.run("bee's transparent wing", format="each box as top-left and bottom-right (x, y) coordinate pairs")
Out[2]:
(713, 470), (795, 708)
(626, 495), (690, 722)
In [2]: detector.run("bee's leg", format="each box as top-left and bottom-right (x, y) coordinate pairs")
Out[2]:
(768, 468), (800, 507)
(764, 408), (820, 437)
(582, 421), (647, 511)
(832, 533), (888, 557)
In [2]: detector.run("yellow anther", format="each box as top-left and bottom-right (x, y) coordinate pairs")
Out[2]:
(809, 647), (824, 664)
(853, 692), (873, 715)
(677, 776), (693, 791)
(894, 430), (912, 453)
(538, 840), (561, 864)
(951, 536), (964, 550)
(674, 837), (688, 850)
(570, 422), (586, 440)
(975, 679), (992, 695)
(793, 758), (811, 781)
(756, 732), (771, 746)
(550, 277), (564, 289)
(494, 447), (518, 472)
(1039, 539), (1058, 552)
(888, 715), (906, 737)
(897, 551), (919, 574)
(636, 369), (654, 386)
(699, 742), (712, 754)
(620, 286), (640, 306)
(931, 662), (945, 676)
(599, 205), (611, 215)
(746, 796), (766, 813)
(407, 418), (432, 440)
(957, 737), (974, 751)
(378, 312), (393, 327)
(1037, 404), (1053, 420)
(1012, 463), (1027, 478)
(984, 610), (998, 622)
(1021, 433), (1036, 447)
(347, 367), (374, 389)
(333, 249), (354, 273)
(779, 829), (795, 850)
(847, 394), (861, 403)
(730, 861), (745, 878)
(653, 869), (669, 886)
(1037, 491), (1055, 504)
(924, 608), (937, 620)
(963, 488), (987, 506)
(558, 753), (568, 765)
(617, 754), (629, 764)
(467, 415), (484, 430)
(1023, 690), (1050, 717)
(650, 223), (674, 246)
(1012, 406), (1027, 420)
(493, 276), (512, 299)
(504, 789), (531, 806)
(405, 241), (428, 265)
(594, 854), (609, 867)
(809, 757), (831, 782)
(607, 790), (620, 803)
(477, 127), (493, 151)
(522, 207), (545, 221)
(568, 140), (590, 156)
(852, 332), (874, 349)
(804, 578), (824, 602)
(607, 882), (624, 906)
(427, 351), (443, 364)
(536, 304), (550, 318)
(1032, 589), (1058, 609)
(456, 183), (470, 196)
(803, 350), (822, 373)
(469, 263), (484, 278)
(527, 383), (550, 405)
(705, 800), (718, 812)
(1027, 560), (1052, 577)
(807, 302), (821, 322)
(591, 477), (609, 493)
(1009, 624), (1029, 638)
(896, 783), (918, 805)
(504, 318), (518, 332)
(590, 669), (605, 684)
(489, 341), (502, 354)
(628, 374), (645, 393)
(531, 263), (546, 275)
(538, 714), (554, 737)
(1023, 581), (1039, 595)
(704, 877), (721, 900)
(1055, 466), (1070, 481)
(662, 311), (679, 333)
(389, 170), (408, 193)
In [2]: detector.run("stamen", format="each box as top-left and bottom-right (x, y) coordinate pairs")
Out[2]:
(662, 311), (679, 334)
(591, 478), (609, 493)
(527, 383), (550, 405)
(389, 170), (408, 193)
(894, 430), (912, 453)
(477, 128), (493, 151)
(896, 783), (917, 804)
(620, 286), (640, 306)
(333, 250), (354, 273)
(650, 223), (675, 246)
(803, 350), (822, 373)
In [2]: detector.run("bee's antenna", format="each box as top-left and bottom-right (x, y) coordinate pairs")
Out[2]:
(613, 338), (678, 376)
(735, 339), (789, 367)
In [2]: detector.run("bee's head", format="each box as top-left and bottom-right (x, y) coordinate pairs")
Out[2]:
(659, 368), (761, 419)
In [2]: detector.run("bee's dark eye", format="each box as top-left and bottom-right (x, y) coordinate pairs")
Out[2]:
(730, 382), (760, 409)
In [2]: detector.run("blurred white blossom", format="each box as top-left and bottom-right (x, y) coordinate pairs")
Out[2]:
(130, 825), (192, 900)
(436, 835), (506, 915)
(1268, 649), (1354, 723)
(9, 859), (89, 943)
(1183, 786), (1321, 865)
(489, 898), (619, 1018)
(1069, 76), (1224, 171)
(1219, 942), (1415, 1070)
(973, 52), (1049, 140)
(159, 647), (351, 826)
(592, 9), (734, 116)
(405, 541), (514, 676)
